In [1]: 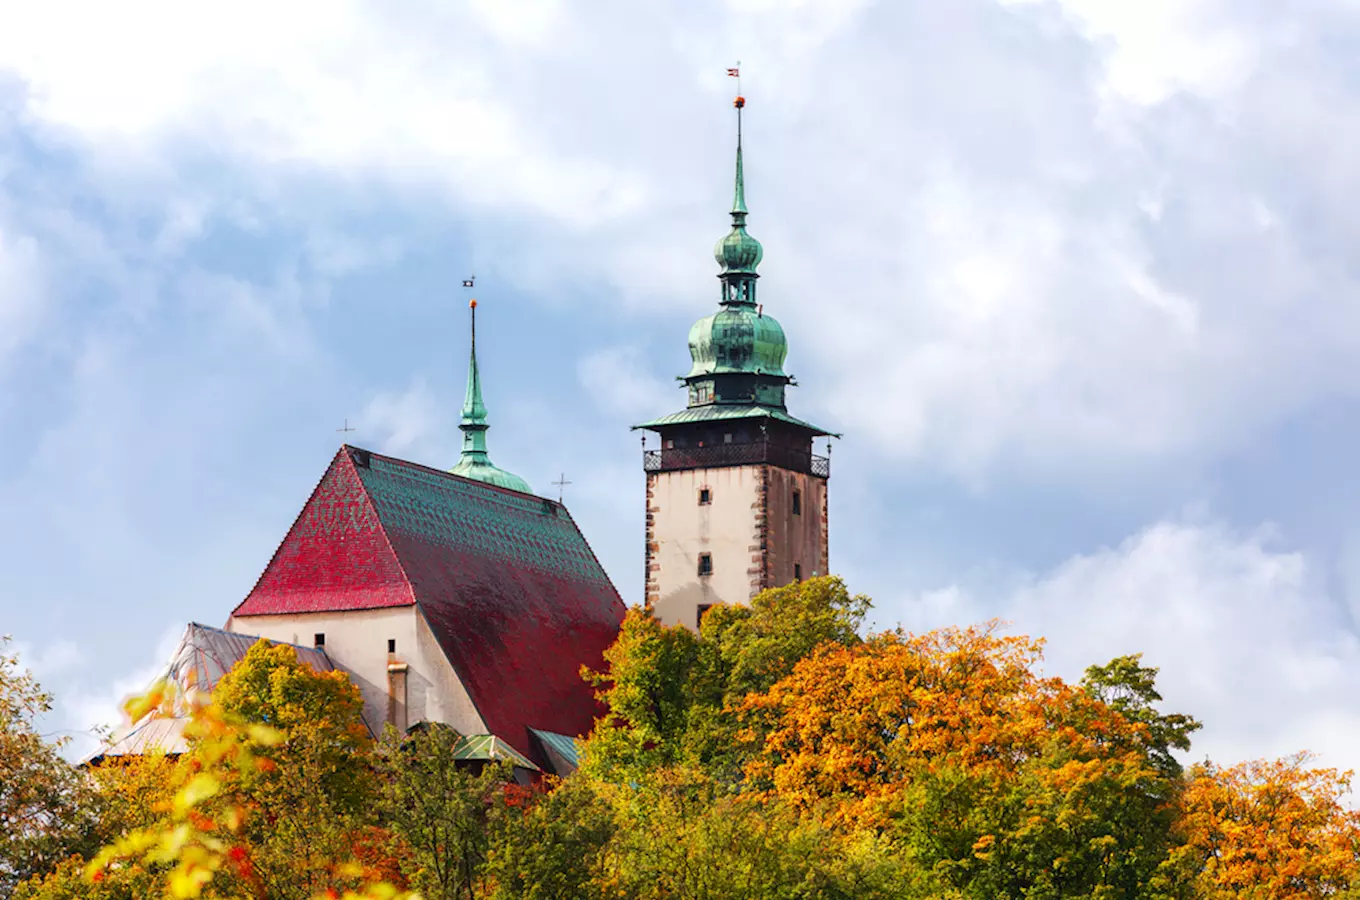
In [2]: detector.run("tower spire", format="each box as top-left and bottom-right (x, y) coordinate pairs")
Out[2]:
(732, 94), (748, 217)
(450, 293), (532, 494)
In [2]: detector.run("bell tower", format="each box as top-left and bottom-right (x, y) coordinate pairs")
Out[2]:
(634, 92), (836, 630)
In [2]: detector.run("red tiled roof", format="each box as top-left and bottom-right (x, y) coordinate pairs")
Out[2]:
(231, 446), (626, 765)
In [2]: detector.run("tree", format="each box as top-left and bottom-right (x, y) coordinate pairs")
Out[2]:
(1173, 754), (1360, 898)
(583, 576), (868, 781)
(739, 624), (1193, 898)
(486, 775), (616, 900)
(1082, 654), (1201, 779)
(376, 722), (507, 900)
(205, 639), (380, 899)
(0, 636), (96, 894)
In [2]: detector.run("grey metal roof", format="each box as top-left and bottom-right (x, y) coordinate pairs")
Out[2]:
(85, 623), (332, 763)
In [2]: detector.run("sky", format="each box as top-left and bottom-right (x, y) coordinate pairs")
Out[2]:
(3, 0), (1360, 777)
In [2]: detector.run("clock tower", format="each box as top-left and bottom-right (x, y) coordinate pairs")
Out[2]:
(634, 95), (836, 630)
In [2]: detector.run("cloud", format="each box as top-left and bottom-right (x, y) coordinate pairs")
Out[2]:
(0, 226), (44, 361)
(357, 378), (450, 461)
(4, 0), (1358, 480)
(577, 345), (676, 420)
(903, 517), (1360, 776)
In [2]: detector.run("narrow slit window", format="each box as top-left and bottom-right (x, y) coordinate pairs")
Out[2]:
(387, 639), (396, 653)
(697, 603), (713, 629)
(314, 633), (325, 648)
(698, 488), (712, 505)
(792, 491), (802, 515)
(698, 553), (713, 577)
(794, 564), (803, 582)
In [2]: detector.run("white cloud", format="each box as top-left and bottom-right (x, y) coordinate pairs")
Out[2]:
(577, 345), (676, 420)
(358, 377), (449, 461)
(5, 0), (1356, 477)
(0, 227), (44, 360)
(55, 623), (183, 759)
(903, 517), (1360, 776)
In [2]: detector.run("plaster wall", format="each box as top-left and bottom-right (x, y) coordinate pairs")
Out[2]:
(647, 465), (762, 630)
(227, 606), (485, 739)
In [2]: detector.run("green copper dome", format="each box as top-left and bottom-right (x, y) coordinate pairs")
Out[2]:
(715, 224), (763, 274)
(686, 307), (787, 378)
(451, 301), (532, 495)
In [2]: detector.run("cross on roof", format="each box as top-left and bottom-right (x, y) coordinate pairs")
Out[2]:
(552, 473), (572, 504)
(337, 419), (356, 434)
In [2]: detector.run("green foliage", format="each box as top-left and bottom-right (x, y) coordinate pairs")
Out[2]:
(584, 576), (867, 781)
(376, 722), (506, 900)
(1082, 654), (1202, 779)
(204, 640), (380, 900)
(486, 776), (616, 900)
(0, 636), (97, 895)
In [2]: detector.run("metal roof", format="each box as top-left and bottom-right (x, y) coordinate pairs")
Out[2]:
(632, 404), (839, 436)
(86, 623), (332, 763)
(451, 733), (539, 770)
(529, 728), (580, 774)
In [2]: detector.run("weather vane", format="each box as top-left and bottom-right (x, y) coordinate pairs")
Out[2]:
(727, 61), (741, 100)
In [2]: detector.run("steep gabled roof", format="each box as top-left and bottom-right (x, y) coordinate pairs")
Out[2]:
(232, 446), (626, 766)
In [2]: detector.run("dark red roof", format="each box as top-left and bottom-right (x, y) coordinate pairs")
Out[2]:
(232, 446), (626, 765)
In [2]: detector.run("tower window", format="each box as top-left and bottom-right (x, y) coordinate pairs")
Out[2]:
(794, 564), (802, 582)
(792, 491), (802, 515)
(723, 432), (733, 444)
(387, 639), (396, 654)
(314, 633), (325, 648)
(697, 603), (712, 629)
(698, 488), (711, 505)
(698, 553), (713, 577)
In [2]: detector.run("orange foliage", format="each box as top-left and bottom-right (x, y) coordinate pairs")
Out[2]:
(740, 624), (1157, 823)
(1175, 754), (1360, 898)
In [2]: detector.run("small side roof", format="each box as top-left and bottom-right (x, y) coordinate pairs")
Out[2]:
(85, 623), (332, 764)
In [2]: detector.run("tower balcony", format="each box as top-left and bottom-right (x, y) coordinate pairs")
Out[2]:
(643, 440), (830, 479)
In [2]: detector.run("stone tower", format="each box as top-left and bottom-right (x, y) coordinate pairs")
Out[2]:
(634, 95), (836, 631)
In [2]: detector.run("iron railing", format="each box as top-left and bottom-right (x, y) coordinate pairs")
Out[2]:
(643, 441), (830, 478)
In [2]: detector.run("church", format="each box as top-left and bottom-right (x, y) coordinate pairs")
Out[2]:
(95, 95), (835, 775)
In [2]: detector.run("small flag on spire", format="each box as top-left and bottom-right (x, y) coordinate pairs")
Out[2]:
(727, 67), (740, 77)
(462, 275), (476, 288)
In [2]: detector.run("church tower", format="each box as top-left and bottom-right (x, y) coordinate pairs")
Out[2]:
(634, 94), (836, 630)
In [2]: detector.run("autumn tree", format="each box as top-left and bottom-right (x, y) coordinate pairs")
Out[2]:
(0, 636), (97, 895)
(1172, 754), (1360, 898)
(583, 576), (867, 781)
(205, 639), (380, 899)
(734, 625), (1199, 897)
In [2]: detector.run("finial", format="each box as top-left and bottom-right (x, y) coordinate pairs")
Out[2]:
(728, 64), (747, 216)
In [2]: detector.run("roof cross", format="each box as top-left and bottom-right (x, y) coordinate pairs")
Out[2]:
(552, 473), (572, 504)
(337, 418), (356, 435)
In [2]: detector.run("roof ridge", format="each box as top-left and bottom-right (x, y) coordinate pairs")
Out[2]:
(352, 443), (546, 502)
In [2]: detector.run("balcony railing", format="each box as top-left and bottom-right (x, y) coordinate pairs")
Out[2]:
(643, 441), (830, 478)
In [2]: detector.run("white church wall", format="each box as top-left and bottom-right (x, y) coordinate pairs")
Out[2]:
(226, 606), (485, 739)
(647, 464), (762, 630)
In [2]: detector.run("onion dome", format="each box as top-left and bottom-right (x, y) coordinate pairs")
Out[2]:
(686, 307), (788, 378)
(451, 300), (533, 494)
